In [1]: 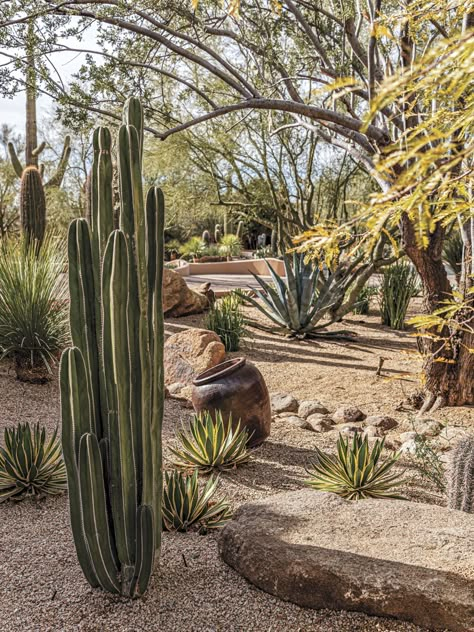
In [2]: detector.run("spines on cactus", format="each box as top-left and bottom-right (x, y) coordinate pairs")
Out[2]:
(20, 166), (46, 245)
(447, 436), (474, 513)
(60, 97), (165, 597)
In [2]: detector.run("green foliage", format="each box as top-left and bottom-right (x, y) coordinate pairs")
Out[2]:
(305, 433), (404, 500)
(352, 285), (378, 315)
(254, 246), (274, 259)
(179, 236), (206, 260)
(218, 233), (242, 258)
(60, 98), (165, 597)
(410, 433), (446, 493)
(170, 410), (250, 473)
(162, 469), (232, 533)
(239, 253), (353, 338)
(447, 436), (474, 513)
(0, 422), (67, 502)
(380, 262), (419, 330)
(0, 233), (68, 372)
(205, 293), (246, 351)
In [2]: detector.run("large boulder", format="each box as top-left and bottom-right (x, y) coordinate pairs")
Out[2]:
(220, 490), (474, 632)
(163, 268), (208, 317)
(164, 328), (225, 386)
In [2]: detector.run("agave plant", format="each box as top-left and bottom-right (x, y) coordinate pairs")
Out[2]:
(238, 253), (353, 338)
(162, 469), (232, 532)
(305, 433), (404, 500)
(0, 422), (67, 502)
(170, 410), (251, 472)
(0, 233), (68, 381)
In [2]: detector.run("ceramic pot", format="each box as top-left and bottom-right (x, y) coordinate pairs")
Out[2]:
(192, 357), (271, 446)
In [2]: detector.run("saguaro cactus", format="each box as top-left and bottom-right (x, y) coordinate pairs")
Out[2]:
(20, 166), (46, 245)
(447, 436), (474, 513)
(60, 97), (165, 597)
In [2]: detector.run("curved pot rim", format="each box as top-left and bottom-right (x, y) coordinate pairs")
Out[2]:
(193, 357), (246, 386)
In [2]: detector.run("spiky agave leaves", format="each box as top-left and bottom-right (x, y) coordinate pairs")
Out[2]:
(162, 469), (232, 532)
(170, 410), (251, 473)
(305, 433), (405, 500)
(238, 253), (351, 338)
(0, 422), (67, 502)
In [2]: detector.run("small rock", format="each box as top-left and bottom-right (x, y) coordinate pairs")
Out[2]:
(435, 427), (469, 451)
(284, 415), (313, 430)
(400, 439), (418, 454)
(417, 419), (444, 437)
(340, 425), (364, 436)
(399, 431), (417, 443)
(333, 406), (366, 424)
(363, 425), (383, 439)
(364, 415), (398, 431)
(270, 392), (299, 414)
(168, 382), (186, 395)
(298, 400), (329, 419)
(306, 414), (334, 433)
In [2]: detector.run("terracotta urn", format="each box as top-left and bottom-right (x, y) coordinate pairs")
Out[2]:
(192, 357), (271, 446)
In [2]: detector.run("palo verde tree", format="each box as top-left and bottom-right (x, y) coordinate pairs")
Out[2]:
(1, 0), (472, 407)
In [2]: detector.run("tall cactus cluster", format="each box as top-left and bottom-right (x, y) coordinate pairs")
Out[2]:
(20, 166), (46, 245)
(447, 436), (474, 513)
(60, 98), (165, 597)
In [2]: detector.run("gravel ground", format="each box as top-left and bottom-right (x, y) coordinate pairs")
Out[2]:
(1, 306), (470, 632)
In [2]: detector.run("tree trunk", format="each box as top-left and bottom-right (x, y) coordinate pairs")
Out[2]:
(402, 215), (474, 407)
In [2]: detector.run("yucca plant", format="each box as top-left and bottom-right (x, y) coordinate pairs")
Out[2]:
(305, 433), (404, 500)
(238, 253), (353, 338)
(162, 469), (232, 532)
(0, 233), (68, 382)
(0, 422), (67, 502)
(170, 410), (251, 473)
(380, 261), (419, 330)
(204, 293), (246, 351)
(218, 233), (242, 259)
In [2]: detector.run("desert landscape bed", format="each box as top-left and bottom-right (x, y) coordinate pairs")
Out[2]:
(1, 304), (472, 632)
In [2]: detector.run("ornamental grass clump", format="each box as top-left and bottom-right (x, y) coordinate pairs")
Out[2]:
(0, 234), (68, 382)
(380, 261), (419, 330)
(170, 410), (251, 473)
(0, 422), (67, 502)
(162, 469), (232, 533)
(305, 433), (404, 500)
(205, 293), (246, 351)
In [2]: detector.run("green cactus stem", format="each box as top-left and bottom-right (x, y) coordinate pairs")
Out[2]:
(20, 165), (46, 245)
(447, 436), (474, 513)
(60, 97), (165, 598)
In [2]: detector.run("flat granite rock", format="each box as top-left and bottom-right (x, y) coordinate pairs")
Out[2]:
(219, 490), (474, 632)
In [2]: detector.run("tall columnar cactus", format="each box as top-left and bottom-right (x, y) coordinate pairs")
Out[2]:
(60, 98), (165, 597)
(447, 436), (474, 513)
(202, 229), (211, 245)
(20, 166), (46, 245)
(236, 221), (244, 239)
(214, 223), (222, 243)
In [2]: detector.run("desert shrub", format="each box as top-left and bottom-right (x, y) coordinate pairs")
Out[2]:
(170, 410), (251, 472)
(162, 469), (232, 532)
(253, 245), (273, 259)
(352, 285), (378, 315)
(179, 236), (206, 260)
(380, 261), (419, 330)
(410, 433), (446, 493)
(0, 422), (67, 502)
(305, 433), (404, 500)
(205, 293), (246, 351)
(0, 234), (68, 380)
(218, 233), (242, 258)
